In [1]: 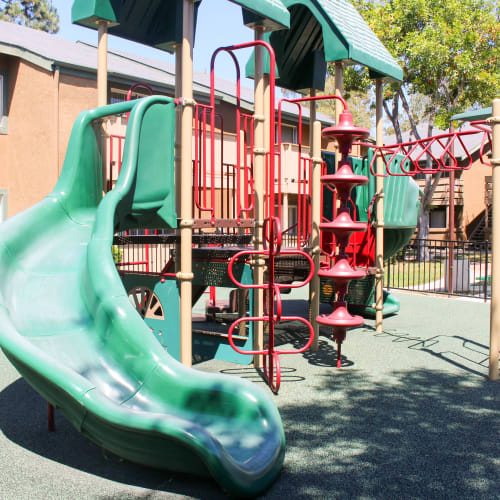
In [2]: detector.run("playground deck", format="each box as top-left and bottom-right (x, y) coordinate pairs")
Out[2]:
(0, 291), (498, 499)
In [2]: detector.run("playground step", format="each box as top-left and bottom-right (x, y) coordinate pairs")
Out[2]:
(193, 328), (248, 342)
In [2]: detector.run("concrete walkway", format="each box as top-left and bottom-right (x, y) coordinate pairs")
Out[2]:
(1, 292), (499, 499)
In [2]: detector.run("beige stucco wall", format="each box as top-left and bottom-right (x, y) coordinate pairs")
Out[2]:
(58, 73), (97, 171)
(461, 157), (491, 228)
(0, 54), (13, 190)
(0, 60), (99, 217)
(2, 58), (58, 216)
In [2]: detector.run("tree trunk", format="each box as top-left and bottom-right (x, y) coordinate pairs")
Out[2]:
(416, 114), (438, 260)
(418, 209), (430, 260)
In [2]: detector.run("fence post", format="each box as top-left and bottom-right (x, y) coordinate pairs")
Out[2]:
(386, 257), (391, 289)
(485, 240), (489, 302)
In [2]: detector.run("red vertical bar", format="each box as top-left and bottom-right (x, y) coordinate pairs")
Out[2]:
(194, 105), (200, 215)
(145, 228), (150, 273)
(203, 107), (208, 208)
(117, 137), (122, 175)
(48, 402), (55, 432)
(109, 136), (114, 191)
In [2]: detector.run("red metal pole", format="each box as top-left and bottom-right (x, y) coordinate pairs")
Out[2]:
(448, 123), (455, 294)
(47, 402), (55, 432)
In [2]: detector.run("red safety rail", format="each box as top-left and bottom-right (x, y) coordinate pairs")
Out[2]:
(109, 134), (124, 189)
(321, 191), (376, 269)
(193, 41), (276, 229)
(227, 217), (314, 393)
(193, 105), (255, 227)
(126, 83), (153, 122)
(109, 83), (156, 272)
(363, 121), (493, 177)
(277, 95), (360, 248)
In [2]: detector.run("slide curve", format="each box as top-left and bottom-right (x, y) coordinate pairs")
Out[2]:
(0, 96), (285, 498)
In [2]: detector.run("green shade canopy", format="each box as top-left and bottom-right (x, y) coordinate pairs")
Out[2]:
(246, 0), (403, 91)
(72, 0), (290, 54)
(451, 107), (492, 121)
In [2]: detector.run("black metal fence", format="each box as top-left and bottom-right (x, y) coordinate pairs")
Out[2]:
(385, 238), (491, 301)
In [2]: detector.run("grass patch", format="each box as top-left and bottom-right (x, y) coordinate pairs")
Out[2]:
(385, 259), (445, 287)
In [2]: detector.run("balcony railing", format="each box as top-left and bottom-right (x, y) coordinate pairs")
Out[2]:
(414, 177), (464, 206)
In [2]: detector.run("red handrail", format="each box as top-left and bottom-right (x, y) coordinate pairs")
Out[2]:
(362, 125), (492, 177)
(227, 216), (315, 393)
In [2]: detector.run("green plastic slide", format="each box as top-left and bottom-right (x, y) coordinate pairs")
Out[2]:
(0, 96), (284, 498)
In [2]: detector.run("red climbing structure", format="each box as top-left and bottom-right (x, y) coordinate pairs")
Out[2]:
(316, 109), (370, 368)
(227, 216), (315, 393)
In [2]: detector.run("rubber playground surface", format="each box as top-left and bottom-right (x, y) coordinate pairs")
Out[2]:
(1, 291), (499, 499)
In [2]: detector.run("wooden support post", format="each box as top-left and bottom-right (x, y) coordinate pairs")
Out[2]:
(252, 28), (266, 368)
(489, 98), (500, 381)
(178, 0), (195, 367)
(309, 114), (322, 351)
(375, 79), (385, 333)
(97, 20), (109, 190)
(334, 62), (343, 125)
(238, 130), (247, 336)
(97, 20), (108, 107)
(174, 46), (182, 275)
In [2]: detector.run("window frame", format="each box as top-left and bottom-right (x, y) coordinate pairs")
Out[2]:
(276, 123), (298, 144)
(0, 71), (7, 134)
(0, 189), (8, 222)
(429, 206), (447, 229)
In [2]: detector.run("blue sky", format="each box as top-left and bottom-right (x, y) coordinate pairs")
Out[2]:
(51, 0), (257, 81)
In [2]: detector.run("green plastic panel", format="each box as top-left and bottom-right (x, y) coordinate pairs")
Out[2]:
(71, 0), (118, 28)
(73, 0), (202, 53)
(72, 0), (288, 53)
(121, 268), (255, 366)
(238, 1), (290, 30)
(0, 96), (285, 497)
(451, 107), (492, 121)
(353, 149), (421, 229)
(246, 0), (403, 89)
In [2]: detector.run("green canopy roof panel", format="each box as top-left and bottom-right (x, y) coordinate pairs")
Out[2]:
(451, 107), (492, 121)
(238, 1), (290, 31)
(72, 0), (289, 54)
(73, 0), (203, 53)
(310, 0), (402, 80)
(71, 0), (118, 28)
(246, 0), (403, 90)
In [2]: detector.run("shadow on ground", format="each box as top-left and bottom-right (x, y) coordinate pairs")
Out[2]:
(0, 378), (224, 499)
(2, 361), (500, 499)
(265, 369), (500, 499)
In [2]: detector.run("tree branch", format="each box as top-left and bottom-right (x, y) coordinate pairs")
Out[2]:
(398, 88), (423, 141)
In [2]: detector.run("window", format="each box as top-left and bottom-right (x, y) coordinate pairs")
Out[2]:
(287, 205), (298, 235)
(277, 123), (298, 144)
(429, 207), (447, 229)
(110, 88), (152, 104)
(0, 72), (7, 134)
(0, 75), (3, 117)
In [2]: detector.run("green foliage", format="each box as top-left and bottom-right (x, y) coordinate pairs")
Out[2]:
(112, 245), (123, 265)
(0, 0), (59, 33)
(317, 70), (374, 129)
(350, 0), (500, 127)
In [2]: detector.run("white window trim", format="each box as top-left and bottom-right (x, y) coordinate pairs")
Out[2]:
(0, 71), (7, 134)
(0, 189), (8, 222)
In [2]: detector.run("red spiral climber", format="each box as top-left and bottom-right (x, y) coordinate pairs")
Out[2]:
(317, 111), (370, 368)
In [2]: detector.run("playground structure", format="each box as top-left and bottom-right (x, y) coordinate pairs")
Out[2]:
(0, 0), (498, 497)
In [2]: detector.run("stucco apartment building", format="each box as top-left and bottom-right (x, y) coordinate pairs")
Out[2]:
(0, 20), (341, 229)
